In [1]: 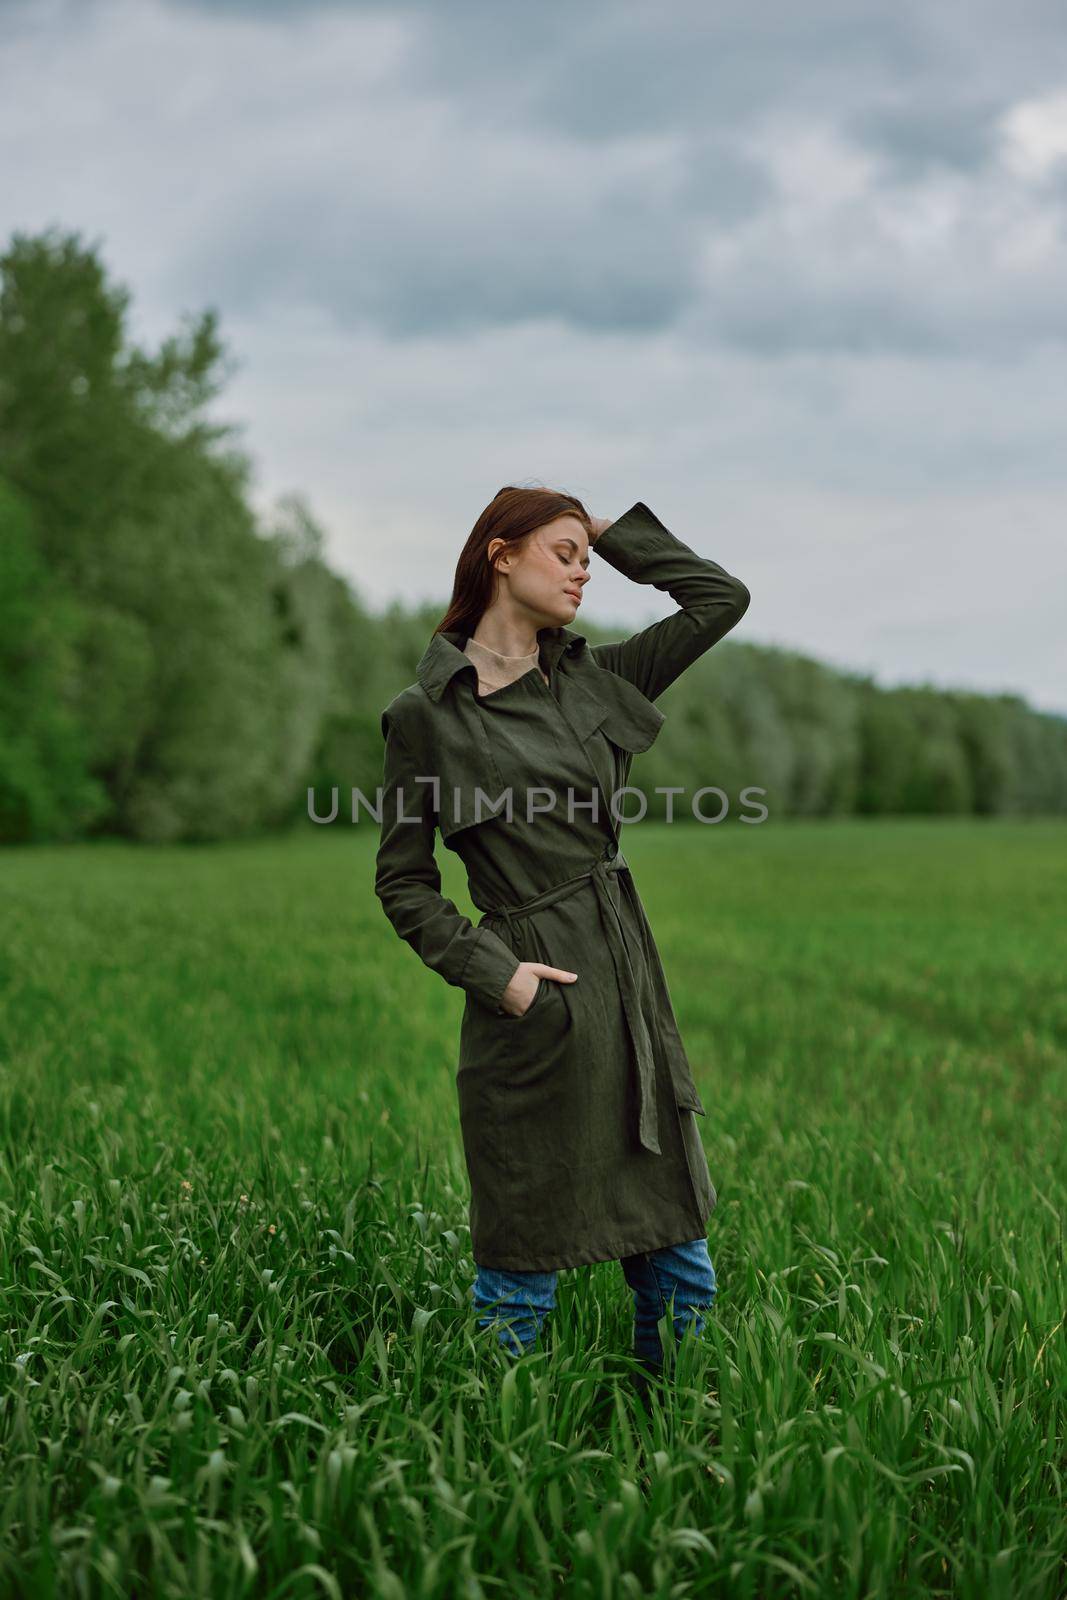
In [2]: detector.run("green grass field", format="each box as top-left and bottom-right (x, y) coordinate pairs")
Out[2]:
(1, 819), (1064, 1598)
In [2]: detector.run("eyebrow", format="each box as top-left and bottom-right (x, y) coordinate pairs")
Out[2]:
(556, 536), (590, 567)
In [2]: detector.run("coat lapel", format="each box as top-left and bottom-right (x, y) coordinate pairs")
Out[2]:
(416, 625), (665, 756)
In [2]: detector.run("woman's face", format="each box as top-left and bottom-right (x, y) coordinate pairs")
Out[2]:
(489, 514), (591, 626)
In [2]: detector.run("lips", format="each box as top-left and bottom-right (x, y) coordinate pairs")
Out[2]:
(565, 589), (581, 603)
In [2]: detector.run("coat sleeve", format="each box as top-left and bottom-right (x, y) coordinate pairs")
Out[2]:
(588, 501), (750, 701)
(374, 709), (522, 1013)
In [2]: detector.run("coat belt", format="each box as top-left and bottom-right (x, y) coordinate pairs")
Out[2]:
(480, 839), (662, 1157)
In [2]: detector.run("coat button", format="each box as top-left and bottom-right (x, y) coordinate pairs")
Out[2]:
(605, 837), (618, 859)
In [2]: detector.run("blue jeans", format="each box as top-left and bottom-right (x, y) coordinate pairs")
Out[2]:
(471, 1236), (717, 1367)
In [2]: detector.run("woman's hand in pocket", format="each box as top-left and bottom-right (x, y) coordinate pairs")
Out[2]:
(499, 962), (577, 1018)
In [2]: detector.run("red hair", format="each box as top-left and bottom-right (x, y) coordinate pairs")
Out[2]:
(435, 485), (593, 638)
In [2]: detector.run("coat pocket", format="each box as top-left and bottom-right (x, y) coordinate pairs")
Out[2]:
(477, 915), (576, 1045)
(499, 975), (548, 1020)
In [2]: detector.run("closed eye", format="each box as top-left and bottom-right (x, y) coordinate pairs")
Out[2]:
(555, 539), (589, 569)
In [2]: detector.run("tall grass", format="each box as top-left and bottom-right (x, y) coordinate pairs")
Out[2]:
(0, 820), (1063, 1597)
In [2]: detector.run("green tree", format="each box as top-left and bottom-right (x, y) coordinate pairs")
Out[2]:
(0, 480), (104, 840)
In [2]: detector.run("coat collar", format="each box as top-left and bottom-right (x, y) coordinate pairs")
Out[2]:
(414, 623), (665, 756)
(416, 626), (587, 704)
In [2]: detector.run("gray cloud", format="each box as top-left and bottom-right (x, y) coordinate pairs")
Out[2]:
(12, 0), (1067, 355)
(2, 0), (1065, 709)
(845, 102), (1001, 179)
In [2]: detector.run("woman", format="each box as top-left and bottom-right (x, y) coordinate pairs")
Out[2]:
(374, 487), (750, 1384)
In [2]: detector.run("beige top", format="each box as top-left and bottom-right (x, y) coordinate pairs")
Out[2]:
(463, 634), (549, 696)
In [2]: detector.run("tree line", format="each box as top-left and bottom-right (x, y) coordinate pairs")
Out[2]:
(1, 228), (1064, 845)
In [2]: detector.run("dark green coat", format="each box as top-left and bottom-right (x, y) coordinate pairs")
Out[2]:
(375, 501), (750, 1271)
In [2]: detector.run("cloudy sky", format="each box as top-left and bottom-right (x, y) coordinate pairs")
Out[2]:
(5, 0), (1067, 712)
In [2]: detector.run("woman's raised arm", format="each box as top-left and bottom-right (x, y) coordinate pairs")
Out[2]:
(588, 501), (750, 702)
